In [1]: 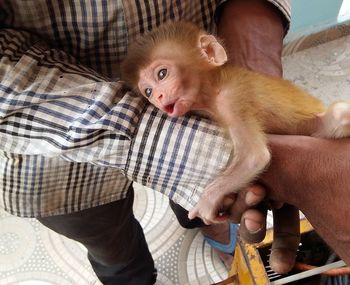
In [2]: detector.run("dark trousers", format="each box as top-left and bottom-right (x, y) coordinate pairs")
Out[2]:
(37, 185), (204, 285)
(169, 199), (205, 229)
(38, 186), (155, 285)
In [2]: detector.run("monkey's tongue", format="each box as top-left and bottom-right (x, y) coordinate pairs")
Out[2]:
(164, 103), (175, 114)
(165, 101), (188, 117)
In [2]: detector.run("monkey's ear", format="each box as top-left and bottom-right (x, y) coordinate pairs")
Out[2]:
(198, 35), (227, 66)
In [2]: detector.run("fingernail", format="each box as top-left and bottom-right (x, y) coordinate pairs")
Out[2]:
(244, 218), (263, 234)
(245, 191), (259, 206)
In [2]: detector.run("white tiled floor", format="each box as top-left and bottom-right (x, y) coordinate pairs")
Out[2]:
(1, 34), (350, 285)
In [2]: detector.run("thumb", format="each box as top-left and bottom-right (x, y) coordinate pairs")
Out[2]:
(188, 207), (199, 220)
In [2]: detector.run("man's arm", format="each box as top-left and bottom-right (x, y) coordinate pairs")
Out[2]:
(217, 0), (287, 76)
(262, 135), (350, 265)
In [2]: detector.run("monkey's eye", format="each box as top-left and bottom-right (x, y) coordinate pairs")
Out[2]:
(157, 68), (167, 80)
(144, 88), (153, 98)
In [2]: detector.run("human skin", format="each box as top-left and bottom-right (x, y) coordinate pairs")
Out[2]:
(217, 0), (285, 76)
(261, 135), (350, 266)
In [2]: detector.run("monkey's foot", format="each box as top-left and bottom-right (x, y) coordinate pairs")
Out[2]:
(201, 223), (238, 269)
(315, 101), (350, 138)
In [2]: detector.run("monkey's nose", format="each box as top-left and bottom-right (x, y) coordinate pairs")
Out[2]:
(157, 93), (163, 101)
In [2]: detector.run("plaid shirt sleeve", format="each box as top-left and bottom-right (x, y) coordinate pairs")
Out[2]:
(0, 0), (290, 217)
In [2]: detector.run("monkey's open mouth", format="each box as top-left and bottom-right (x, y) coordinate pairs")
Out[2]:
(164, 103), (175, 114)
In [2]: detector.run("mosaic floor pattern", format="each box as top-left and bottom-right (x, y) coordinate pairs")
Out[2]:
(1, 34), (350, 285)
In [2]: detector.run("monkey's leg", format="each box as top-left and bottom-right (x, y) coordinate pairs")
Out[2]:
(312, 101), (350, 139)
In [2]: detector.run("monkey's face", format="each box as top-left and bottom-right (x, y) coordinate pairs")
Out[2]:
(138, 58), (201, 117)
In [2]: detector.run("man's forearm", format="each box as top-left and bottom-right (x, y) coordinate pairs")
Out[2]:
(263, 136), (350, 208)
(217, 0), (286, 77)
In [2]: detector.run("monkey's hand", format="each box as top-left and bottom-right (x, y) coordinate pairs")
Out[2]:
(188, 192), (235, 224)
(188, 183), (266, 225)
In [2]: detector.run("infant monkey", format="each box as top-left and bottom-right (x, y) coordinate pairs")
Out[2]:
(122, 21), (350, 224)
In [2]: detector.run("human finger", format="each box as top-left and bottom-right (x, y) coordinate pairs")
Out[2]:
(269, 204), (300, 274)
(240, 206), (267, 244)
(229, 184), (266, 223)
